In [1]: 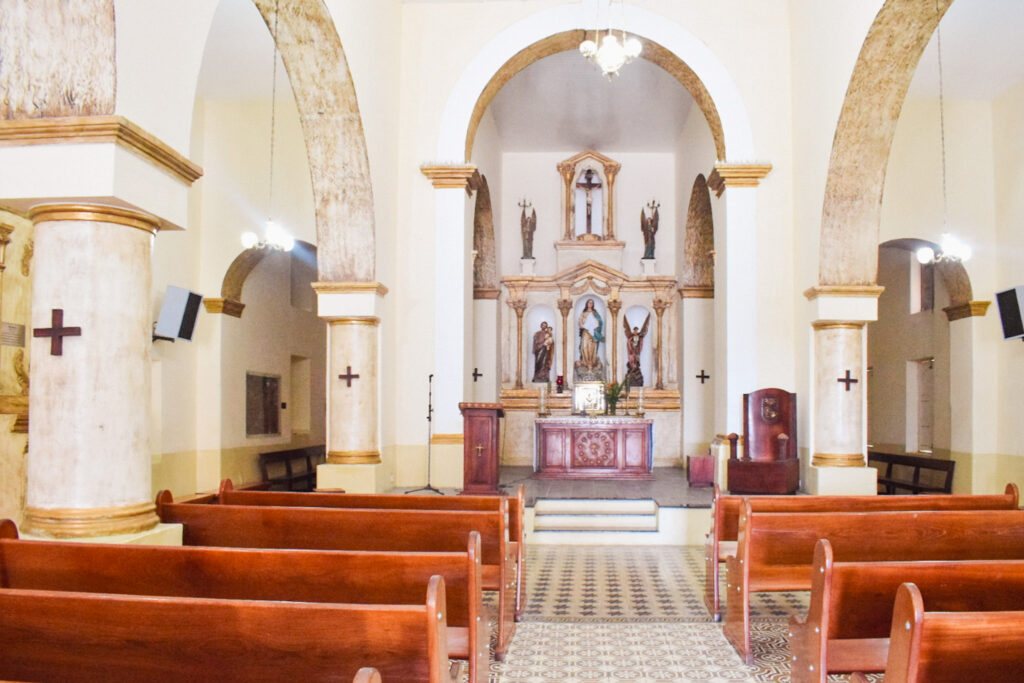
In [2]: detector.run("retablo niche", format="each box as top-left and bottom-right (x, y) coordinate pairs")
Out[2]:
(154, 285), (203, 342)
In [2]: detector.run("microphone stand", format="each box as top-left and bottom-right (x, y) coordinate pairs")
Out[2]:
(407, 373), (443, 494)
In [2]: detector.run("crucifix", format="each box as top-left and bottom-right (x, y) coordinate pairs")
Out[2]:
(696, 370), (710, 384)
(472, 367), (483, 382)
(338, 365), (360, 387)
(837, 369), (859, 391)
(33, 308), (82, 356)
(575, 168), (602, 236)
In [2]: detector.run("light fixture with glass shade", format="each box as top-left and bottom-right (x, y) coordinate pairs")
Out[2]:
(916, 10), (969, 266)
(578, 1), (641, 77)
(241, 0), (294, 253)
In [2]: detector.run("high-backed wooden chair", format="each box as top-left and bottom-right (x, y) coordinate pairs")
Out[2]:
(726, 388), (799, 494)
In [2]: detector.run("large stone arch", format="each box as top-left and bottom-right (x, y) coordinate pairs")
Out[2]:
(819, 0), (953, 286)
(251, 0), (374, 283)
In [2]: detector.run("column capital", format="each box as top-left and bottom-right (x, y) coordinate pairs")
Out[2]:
(509, 299), (527, 316)
(420, 164), (480, 194)
(557, 298), (573, 315)
(943, 300), (990, 322)
(805, 284), (885, 324)
(313, 281), (388, 319)
(203, 298), (245, 318)
(606, 298), (622, 315)
(706, 162), (772, 196)
(29, 203), (162, 234)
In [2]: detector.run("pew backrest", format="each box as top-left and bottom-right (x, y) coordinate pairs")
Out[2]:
(0, 576), (453, 683)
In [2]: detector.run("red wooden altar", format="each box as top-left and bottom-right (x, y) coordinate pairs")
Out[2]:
(535, 417), (653, 479)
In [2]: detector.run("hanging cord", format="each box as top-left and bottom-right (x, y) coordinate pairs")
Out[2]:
(268, 0), (280, 225)
(936, 6), (948, 234)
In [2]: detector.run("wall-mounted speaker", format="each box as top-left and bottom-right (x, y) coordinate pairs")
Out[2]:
(155, 285), (203, 341)
(995, 286), (1024, 340)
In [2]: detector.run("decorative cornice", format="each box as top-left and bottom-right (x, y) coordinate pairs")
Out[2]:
(554, 239), (626, 250)
(943, 300), (990, 322)
(0, 116), (203, 185)
(28, 203), (161, 234)
(203, 297), (245, 318)
(679, 286), (714, 299)
(420, 164), (479, 192)
(706, 163), (772, 196)
(804, 285), (885, 300)
(312, 281), (389, 297)
(430, 433), (464, 445)
(474, 287), (501, 300)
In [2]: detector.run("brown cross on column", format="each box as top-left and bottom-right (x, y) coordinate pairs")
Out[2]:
(33, 308), (82, 356)
(837, 370), (859, 391)
(696, 370), (710, 384)
(338, 365), (360, 387)
(472, 368), (483, 382)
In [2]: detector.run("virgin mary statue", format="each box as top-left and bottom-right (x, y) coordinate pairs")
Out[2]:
(574, 299), (606, 382)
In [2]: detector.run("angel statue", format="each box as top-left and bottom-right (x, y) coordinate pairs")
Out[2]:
(641, 199), (660, 260)
(623, 312), (651, 387)
(519, 199), (537, 259)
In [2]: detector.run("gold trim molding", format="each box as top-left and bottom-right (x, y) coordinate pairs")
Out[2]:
(312, 281), (389, 297)
(812, 452), (866, 468)
(328, 316), (380, 326)
(327, 450), (381, 465)
(203, 297), (245, 318)
(0, 116), (202, 185)
(29, 203), (161, 234)
(811, 321), (865, 331)
(420, 164), (479, 192)
(804, 285), (885, 300)
(679, 286), (714, 299)
(21, 501), (159, 538)
(706, 163), (772, 196)
(430, 433), (464, 445)
(943, 300), (990, 322)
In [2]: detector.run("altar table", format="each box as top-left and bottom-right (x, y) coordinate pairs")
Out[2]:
(534, 416), (653, 479)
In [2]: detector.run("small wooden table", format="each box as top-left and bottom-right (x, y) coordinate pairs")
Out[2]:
(535, 416), (653, 479)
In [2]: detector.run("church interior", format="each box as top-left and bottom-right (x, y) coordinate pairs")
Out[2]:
(1, 0), (1024, 680)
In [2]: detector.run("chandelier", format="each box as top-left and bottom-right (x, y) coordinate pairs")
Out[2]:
(915, 9), (969, 266)
(579, 30), (641, 77)
(241, 0), (294, 253)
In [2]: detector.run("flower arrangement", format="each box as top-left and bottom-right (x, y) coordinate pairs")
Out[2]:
(605, 378), (628, 414)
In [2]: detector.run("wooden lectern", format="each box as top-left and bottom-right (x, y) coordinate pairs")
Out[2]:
(458, 402), (504, 495)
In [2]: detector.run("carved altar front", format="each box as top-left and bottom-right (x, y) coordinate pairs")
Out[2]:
(535, 416), (653, 479)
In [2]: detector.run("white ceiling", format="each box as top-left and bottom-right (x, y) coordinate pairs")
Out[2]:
(195, 0), (1024, 138)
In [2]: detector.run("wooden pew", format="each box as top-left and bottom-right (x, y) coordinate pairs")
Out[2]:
(0, 573), (456, 683)
(354, 669), (382, 683)
(703, 483), (1019, 619)
(0, 518), (483, 682)
(156, 491), (517, 660)
(789, 539), (1024, 682)
(214, 478), (528, 621)
(849, 583), (1024, 683)
(723, 505), (1024, 663)
(868, 451), (954, 494)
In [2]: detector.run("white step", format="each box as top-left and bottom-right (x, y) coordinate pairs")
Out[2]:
(533, 514), (659, 532)
(533, 498), (657, 516)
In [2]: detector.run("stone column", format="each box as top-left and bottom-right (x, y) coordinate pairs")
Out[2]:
(607, 298), (621, 381)
(605, 167), (618, 240)
(313, 283), (387, 493)
(804, 286), (883, 494)
(23, 204), (160, 538)
(510, 299), (526, 390)
(653, 298), (671, 390)
(557, 298), (572, 384)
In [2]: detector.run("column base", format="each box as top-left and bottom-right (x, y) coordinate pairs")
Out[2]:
(804, 464), (878, 495)
(21, 522), (182, 546)
(318, 462), (385, 493)
(21, 501), (160, 538)
(327, 450), (381, 465)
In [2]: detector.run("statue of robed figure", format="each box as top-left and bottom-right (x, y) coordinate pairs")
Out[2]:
(641, 199), (659, 260)
(519, 199), (536, 259)
(623, 312), (651, 387)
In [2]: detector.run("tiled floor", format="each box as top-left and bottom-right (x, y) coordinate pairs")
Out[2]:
(484, 545), (871, 682)
(499, 466), (714, 508)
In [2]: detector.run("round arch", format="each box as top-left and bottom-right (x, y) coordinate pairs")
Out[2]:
(436, 2), (754, 163)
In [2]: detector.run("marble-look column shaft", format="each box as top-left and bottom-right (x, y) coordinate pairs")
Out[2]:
(812, 321), (866, 467)
(607, 298), (621, 381)
(511, 299), (526, 390)
(557, 298), (572, 384)
(23, 204), (160, 537)
(327, 317), (379, 464)
(653, 298), (670, 390)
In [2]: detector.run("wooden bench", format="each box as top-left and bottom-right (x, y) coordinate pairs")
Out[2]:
(703, 483), (1019, 619)
(213, 478), (527, 621)
(0, 572), (455, 682)
(0, 518), (483, 682)
(849, 583), (1024, 683)
(259, 445), (326, 491)
(868, 451), (954, 494)
(157, 490), (517, 660)
(789, 538), (1024, 682)
(723, 505), (1024, 663)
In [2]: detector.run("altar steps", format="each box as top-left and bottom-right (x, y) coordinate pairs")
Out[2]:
(527, 498), (711, 545)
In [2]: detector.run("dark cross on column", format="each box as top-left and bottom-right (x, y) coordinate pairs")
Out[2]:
(472, 368), (483, 382)
(696, 369), (710, 384)
(338, 365), (360, 387)
(837, 369), (859, 391)
(33, 308), (82, 356)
